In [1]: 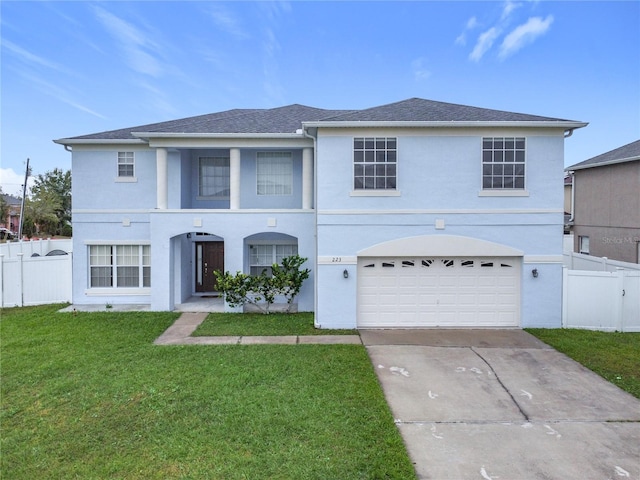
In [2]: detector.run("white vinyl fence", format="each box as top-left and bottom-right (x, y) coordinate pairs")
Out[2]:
(0, 239), (73, 307)
(563, 250), (640, 272)
(562, 267), (640, 332)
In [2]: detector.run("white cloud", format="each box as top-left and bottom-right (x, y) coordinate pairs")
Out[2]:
(470, 27), (500, 62)
(501, 1), (522, 21)
(411, 57), (431, 81)
(2, 39), (74, 75)
(205, 4), (249, 39)
(499, 15), (554, 59)
(13, 70), (106, 119)
(0, 167), (34, 197)
(93, 6), (164, 77)
(455, 16), (479, 46)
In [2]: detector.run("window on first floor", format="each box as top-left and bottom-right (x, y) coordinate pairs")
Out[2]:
(353, 137), (397, 190)
(117, 152), (135, 178)
(579, 236), (590, 255)
(257, 152), (293, 195)
(89, 245), (150, 288)
(249, 244), (297, 276)
(482, 137), (525, 189)
(199, 156), (230, 197)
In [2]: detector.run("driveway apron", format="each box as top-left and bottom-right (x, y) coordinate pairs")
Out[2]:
(362, 329), (640, 480)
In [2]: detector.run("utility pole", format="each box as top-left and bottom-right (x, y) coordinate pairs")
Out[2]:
(18, 158), (29, 240)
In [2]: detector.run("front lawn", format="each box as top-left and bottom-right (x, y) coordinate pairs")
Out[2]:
(1, 305), (414, 480)
(192, 312), (358, 336)
(526, 328), (640, 399)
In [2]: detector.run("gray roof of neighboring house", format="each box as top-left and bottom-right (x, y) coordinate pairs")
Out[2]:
(1, 194), (21, 206)
(55, 98), (584, 143)
(566, 139), (640, 171)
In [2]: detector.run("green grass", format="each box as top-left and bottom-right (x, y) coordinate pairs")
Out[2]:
(1, 305), (415, 480)
(526, 328), (640, 399)
(193, 312), (359, 336)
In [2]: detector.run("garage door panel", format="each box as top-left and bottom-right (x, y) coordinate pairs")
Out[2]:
(358, 256), (520, 328)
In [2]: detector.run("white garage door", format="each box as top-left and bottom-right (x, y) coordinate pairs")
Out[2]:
(357, 257), (520, 328)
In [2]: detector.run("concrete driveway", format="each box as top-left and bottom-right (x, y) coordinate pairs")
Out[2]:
(361, 329), (640, 480)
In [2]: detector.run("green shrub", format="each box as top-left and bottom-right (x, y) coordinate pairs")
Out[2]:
(215, 255), (310, 314)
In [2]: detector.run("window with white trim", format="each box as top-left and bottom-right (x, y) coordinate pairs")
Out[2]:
(353, 137), (397, 190)
(249, 244), (297, 276)
(199, 156), (230, 197)
(89, 245), (150, 288)
(257, 152), (292, 195)
(117, 152), (135, 178)
(482, 137), (525, 189)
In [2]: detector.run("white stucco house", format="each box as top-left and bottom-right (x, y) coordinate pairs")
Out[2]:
(54, 98), (587, 329)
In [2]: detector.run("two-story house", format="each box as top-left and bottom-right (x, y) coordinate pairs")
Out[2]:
(566, 139), (640, 263)
(55, 98), (586, 328)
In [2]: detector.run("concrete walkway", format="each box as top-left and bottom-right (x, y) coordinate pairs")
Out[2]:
(153, 312), (362, 345)
(362, 329), (640, 480)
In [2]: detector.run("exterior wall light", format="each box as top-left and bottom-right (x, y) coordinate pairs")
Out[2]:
(343, 269), (349, 279)
(532, 268), (538, 278)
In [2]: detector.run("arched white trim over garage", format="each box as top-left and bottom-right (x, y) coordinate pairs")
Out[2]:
(357, 234), (523, 258)
(357, 235), (522, 328)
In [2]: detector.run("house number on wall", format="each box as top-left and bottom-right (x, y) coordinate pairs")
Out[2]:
(332, 257), (342, 262)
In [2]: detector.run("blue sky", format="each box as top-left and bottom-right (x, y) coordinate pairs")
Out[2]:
(1, 0), (638, 196)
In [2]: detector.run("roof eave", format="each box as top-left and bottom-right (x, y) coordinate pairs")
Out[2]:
(53, 138), (146, 146)
(303, 120), (588, 129)
(131, 132), (305, 140)
(566, 156), (640, 171)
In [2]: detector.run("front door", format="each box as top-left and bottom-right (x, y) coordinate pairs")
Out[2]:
(195, 242), (224, 293)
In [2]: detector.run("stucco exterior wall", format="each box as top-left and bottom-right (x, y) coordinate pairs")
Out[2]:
(314, 129), (566, 328)
(573, 161), (640, 263)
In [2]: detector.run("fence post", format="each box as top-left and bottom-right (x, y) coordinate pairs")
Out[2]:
(615, 268), (624, 332)
(17, 253), (24, 307)
(0, 254), (4, 308)
(562, 266), (568, 328)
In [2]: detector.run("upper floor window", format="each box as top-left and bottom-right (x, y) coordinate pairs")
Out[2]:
(482, 137), (525, 189)
(89, 244), (150, 289)
(353, 137), (397, 190)
(117, 152), (135, 178)
(257, 152), (292, 195)
(199, 156), (230, 197)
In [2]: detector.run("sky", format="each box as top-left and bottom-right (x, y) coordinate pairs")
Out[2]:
(1, 0), (639, 196)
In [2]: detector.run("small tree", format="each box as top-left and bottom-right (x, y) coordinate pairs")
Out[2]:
(214, 255), (310, 314)
(271, 255), (310, 312)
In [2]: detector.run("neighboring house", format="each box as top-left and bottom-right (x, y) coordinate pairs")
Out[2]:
(0, 194), (21, 234)
(54, 98), (586, 329)
(566, 139), (640, 263)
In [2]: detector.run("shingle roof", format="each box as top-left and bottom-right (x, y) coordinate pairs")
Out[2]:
(318, 97), (575, 123)
(56, 98), (582, 143)
(64, 105), (354, 141)
(567, 139), (640, 170)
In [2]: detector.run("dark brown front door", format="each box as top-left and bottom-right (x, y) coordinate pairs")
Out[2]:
(195, 242), (224, 293)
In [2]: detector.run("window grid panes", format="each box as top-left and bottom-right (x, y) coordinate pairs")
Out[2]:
(353, 137), (397, 190)
(257, 152), (293, 195)
(118, 152), (134, 177)
(249, 244), (297, 276)
(89, 245), (150, 288)
(482, 137), (525, 189)
(199, 157), (230, 197)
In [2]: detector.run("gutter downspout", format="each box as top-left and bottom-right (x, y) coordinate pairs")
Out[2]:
(568, 170), (575, 224)
(302, 126), (319, 328)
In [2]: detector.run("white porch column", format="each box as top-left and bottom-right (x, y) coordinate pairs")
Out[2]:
(230, 148), (241, 210)
(156, 147), (168, 209)
(302, 147), (313, 209)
